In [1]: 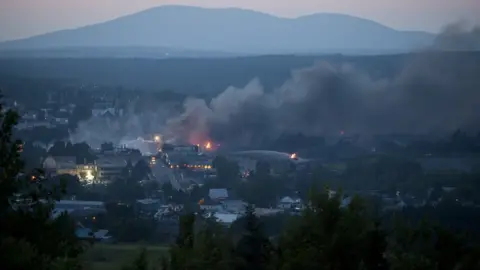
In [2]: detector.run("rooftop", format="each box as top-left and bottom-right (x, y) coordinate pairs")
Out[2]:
(214, 213), (239, 224)
(75, 228), (110, 239)
(209, 188), (229, 200)
(137, 198), (161, 205)
(96, 157), (127, 167)
(56, 200), (104, 207)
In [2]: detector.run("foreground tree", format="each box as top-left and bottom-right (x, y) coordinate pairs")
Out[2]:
(0, 95), (83, 270)
(234, 204), (273, 270)
(169, 213), (196, 270)
(192, 214), (231, 270)
(123, 248), (149, 270)
(278, 189), (385, 270)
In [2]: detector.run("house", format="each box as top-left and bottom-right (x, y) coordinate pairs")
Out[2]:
(75, 228), (112, 242)
(43, 156), (77, 176)
(96, 156), (127, 182)
(254, 208), (284, 216)
(53, 117), (69, 125)
(101, 110), (115, 119)
(60, 104), (76, 114)
(55, 200), (105, 211)
(22, 111), (38, 121)
(50, 110), (70, 125)
(209, 188), (229, 201)
(43, 156), (58, 176)
(51, 208), (75, 219)
(52, 200), (106, 220)
(92, 103), (117, 117)
(221, 200), (248, 213)
(381, 195), (407, 211)
(200, 199), (224, 212)
(43, 156), (98, 184)
(54, 156), (77, 175)
(154, 204), (184, 221)
(278, 196), (302, 210)
(15, 121), (55, 130)
(136, 198), (161, 214)
(214, 213), (239, 226)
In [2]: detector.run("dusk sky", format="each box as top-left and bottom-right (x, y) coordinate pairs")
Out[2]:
(1, 0), (479, 41)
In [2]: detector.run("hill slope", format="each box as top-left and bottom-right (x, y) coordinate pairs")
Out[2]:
(0, 5), (434, 54)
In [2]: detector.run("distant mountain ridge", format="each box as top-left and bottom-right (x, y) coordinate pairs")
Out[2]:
(0, 5), (435, 55)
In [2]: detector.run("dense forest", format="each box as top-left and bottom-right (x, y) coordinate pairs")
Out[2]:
(1, 52), (479, 95)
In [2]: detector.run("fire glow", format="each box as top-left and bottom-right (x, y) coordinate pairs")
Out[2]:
(290, 153), (297, 159)
(205, 141), (212, 150)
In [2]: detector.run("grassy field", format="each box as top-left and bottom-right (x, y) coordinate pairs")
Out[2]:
(82, 243), (169, 270)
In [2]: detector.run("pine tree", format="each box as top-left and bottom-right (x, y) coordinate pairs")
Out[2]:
(0, 94), (83, 270)
(133, 248), (148, 270)
(122, 248), (148, 270)
(363, 221), (388, 270)
(193, 223), (224, 270)
(169, 213), (196, 270)
(160, 255), (169, 270)
(278, 189), (385, 270)
(234, 204), (272, 270)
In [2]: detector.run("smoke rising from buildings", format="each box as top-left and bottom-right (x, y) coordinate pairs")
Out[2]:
(71, 23), (480, 151)
(168, 48), (480, 148)
(69, 106), (175, 153)
(433, 22), (480, 51)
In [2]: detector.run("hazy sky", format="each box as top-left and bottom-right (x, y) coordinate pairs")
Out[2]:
(1, 0), (479, 41)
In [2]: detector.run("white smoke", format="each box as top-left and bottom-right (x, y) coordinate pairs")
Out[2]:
(69, 103), (176, 154)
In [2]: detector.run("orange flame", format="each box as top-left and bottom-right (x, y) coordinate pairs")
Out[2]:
(205, 141), (212, 150)
(290, 153), (297, 159)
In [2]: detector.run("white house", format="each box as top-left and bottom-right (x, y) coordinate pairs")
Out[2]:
(200, 200), (224, 212)
(278, 196), (302, 209)
(214, 213), (239, 226)
(209, 188), (229, 201)
(221, 200), (248, 213)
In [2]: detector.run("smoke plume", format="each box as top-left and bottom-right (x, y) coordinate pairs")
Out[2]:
(69, 105), (175, 154)
(433, 22), (480, 51)
(167, 51), (480, 148)
(72, 23), (480, 151)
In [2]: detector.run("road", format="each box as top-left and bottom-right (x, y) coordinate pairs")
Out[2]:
(151, 163), (182, 191)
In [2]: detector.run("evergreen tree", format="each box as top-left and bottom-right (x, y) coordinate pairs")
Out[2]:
(192, 221), (224, 270)
(160, 255), (169, 270)
(234, 204), (272, 270)
(278, 189), (384, 270)
(0, 94), (84, 270)
(169, 213), (196, 270)
(122, 248), (148, 270)
(363, 221), (388, 270)
(127, 248), (148, 270)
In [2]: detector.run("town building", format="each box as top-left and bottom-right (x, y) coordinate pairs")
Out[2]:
(221, 200), (248, 213)
(136, 198), (162, 215)
(277, 196), (302, 210)
(52, 200), (106, 220)
(95, 156), (127, 183)
(209, 188), (229, 201)
(75, 228), (112, 242)
(43, 156), (98, 184)
(213, 213), (239, 226)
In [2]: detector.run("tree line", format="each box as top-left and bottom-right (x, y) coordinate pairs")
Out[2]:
(124, 191), (480, 270)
